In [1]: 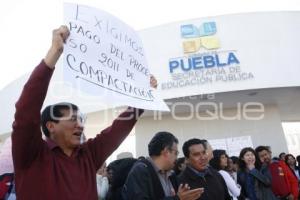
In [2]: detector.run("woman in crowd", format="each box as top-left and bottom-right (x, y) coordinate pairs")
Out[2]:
(96, 162), (109, 200)
(210, 149), (241, 200)
(173, 157), (186, 176)
(285, 154), (300, 181)
(237, 147), (277, 200)
(226, 156), (239, 184)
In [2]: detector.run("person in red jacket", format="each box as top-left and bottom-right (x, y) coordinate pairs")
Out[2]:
(255, 146), (299, 200)
(11, 25), (157, 200)
(0, 173), (14, 199)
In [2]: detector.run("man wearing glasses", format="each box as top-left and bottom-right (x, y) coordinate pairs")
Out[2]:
(122, 131), (204, 200)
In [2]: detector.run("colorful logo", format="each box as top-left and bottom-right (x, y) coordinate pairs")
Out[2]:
(180, 22), (220, 54)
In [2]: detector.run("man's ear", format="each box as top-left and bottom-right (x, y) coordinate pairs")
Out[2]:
(46, 121), (55, 136)
(161, 147), (169, 157)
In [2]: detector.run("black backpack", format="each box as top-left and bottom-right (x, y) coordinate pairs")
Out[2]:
(106, 158), (138, 200)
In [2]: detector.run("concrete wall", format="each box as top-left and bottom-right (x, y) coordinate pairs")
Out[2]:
(0, 132), (11, 151)
(83, 107), (137, 164)
(1, 104), (288, 162)
(135, 104), (288, 158)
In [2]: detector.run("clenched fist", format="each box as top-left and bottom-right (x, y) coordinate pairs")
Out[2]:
(44, 25), (70, 69)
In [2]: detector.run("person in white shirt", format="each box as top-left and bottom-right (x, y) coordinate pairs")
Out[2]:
(226, 156), (239, 184)
(210, 150), (241, 200)
(96, 162), (109, 200)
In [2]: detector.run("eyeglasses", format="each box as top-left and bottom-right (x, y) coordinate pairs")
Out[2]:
(69, 115), (86, 124)
(59, 113), (87, 124)
(169, 148), (179, 156)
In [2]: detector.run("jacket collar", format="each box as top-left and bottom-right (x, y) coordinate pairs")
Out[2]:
(185, 165), (213, 180)
(46, 138), (83, 156)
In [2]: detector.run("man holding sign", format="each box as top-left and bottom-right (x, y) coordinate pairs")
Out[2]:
(11, 26), (151, 200)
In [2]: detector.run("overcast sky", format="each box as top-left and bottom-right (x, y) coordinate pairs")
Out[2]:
(0, 0), (299, 90)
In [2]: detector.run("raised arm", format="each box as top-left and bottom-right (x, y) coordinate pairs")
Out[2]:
(86, 75), (158, 169)
(44, 26), (69, 69)
(85, 107), (144, 169)
(12, 26), (69, 169)
(249, 168), (271, 186)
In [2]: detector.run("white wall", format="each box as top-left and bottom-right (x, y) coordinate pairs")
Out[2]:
(0, 132), (10, 151)
(83, 107), (137, 164)
(139, 12), (300, 99)
(282, 122), (300, 156)
(1, 103), (289, 162)
(135, 104), (288, 157)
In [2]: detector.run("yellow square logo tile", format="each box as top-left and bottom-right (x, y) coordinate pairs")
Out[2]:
(182, 39), (201, 54)
(200, 36), (220, 50)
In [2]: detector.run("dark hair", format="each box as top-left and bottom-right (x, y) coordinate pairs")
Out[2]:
(41, 102), (78, 137)
(255, 145), (271, 154)
(174, 157), (186, 175)
(182, 138), (207, 158)
(239, 147), (261, 171)
(107, 157), (137, 188)
(279, 152), (286, 159)
(230, 156), (239, 165)
(296, 155), (300, 165)
(148, 132), (178, 157)
(209, 149), (227, 170)
(285, 154), (295, 165)
(272, 157), (280, 161)
(137, 156), (146, 160)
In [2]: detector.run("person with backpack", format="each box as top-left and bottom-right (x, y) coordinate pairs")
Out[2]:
(122, 132), (204, 200)
(106, 158), (138, 200)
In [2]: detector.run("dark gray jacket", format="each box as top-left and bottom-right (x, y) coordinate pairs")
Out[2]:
(237, 166), (279, 200)
(122, 159), (179, 200)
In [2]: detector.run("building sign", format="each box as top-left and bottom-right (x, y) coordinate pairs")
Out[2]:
(139, 12), (300, 99)
(164, 21), (254, 91)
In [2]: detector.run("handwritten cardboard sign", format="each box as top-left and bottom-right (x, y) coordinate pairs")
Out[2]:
(63, 3), (169, 111)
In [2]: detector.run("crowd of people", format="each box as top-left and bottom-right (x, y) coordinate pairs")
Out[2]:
(94, 132), (300, 200)
(0, 26), (300, 200)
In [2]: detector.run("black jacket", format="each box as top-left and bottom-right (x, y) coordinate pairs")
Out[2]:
(178, 166), (232, 200)
(122, 159), (179, 200)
